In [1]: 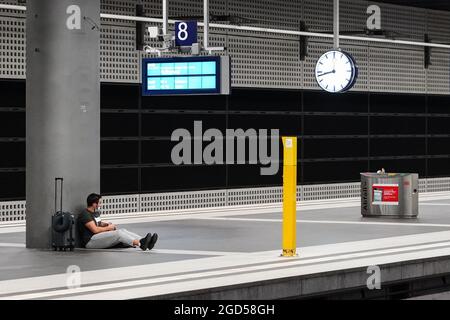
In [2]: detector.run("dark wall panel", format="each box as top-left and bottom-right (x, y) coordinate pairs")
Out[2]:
(0, 81), (25, 108)
(303, 138), (368, 159)
(302, 161), (368, 184)
(227, 164), (282, 188)
(428, 118), (450, 134)
(101, 141), (139, 165)
(370, 138), (426, 157)
(0, 172), (25, 200)
(0, 112), (25, 137)
(142, 140), (173, 164)
(141, 113), (225, 137)
(304, 91), (367, 113)
(370, 93), (426, 113)
(229, 89), (300, 112)
(142, 94), (226, 111)
(101, 84), (139, 109)
(428, 95), (450, 114)
(228, 114), (301, 137)
(101, 168), (139, 194)
(370, 116), (425, 135)
(142, 138), (224, 165)
(2, 80), (450, 199)
(0, 142), (25, 167)
(429, 138), (450, 155)
(141, 165), (226, 192)
(304, 116), (368, 135)
(428, 158), (450, 176)
(101, 113), (139, 137)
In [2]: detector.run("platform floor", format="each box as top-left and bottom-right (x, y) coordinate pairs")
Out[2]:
(1, 195), (450, 299)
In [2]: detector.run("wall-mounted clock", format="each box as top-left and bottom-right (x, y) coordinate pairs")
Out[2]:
(315, 50), (358, 93)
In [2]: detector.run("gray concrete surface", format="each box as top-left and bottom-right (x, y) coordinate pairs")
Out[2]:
(2, 202), (450, 280)
(2, 200), (450, 299)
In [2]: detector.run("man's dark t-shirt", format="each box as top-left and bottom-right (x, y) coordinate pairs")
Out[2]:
(78, 209), (101, 247)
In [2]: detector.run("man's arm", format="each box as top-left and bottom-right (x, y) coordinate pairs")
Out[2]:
(84, 221), (115, 234)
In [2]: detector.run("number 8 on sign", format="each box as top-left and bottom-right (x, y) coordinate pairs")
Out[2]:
(175, 21), (197, 47)
(178, 22), (188, 41)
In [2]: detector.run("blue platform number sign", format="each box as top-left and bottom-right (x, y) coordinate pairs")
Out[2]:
(175, 21), (197, 47)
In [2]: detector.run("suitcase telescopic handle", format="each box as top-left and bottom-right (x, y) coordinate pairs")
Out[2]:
(55, 177), (63, 213)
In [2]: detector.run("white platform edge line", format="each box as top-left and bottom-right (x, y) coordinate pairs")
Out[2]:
(6, 240), (450, 300)
(55, 246), (450, 300)
(3, 230), (450, 297)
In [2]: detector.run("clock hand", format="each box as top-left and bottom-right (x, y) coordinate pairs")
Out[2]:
(317, 70), (335, 77)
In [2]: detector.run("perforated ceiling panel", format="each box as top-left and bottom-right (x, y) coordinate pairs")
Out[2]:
(341, 0), (367, 35)
(371, 1), (426, 42)
(210, 0), (227, 17)
(169, 0), (202, 17)
(368, 46), (426, 93)
(100, 0), (139, 82)
(0, 0), (23, 17)
(228, 35), (302, 88)
(100, 24), (140, 82)
(303, 0), (333, 34)
(427, 9), (450, 44)
(224, 0), (302, 88)
(0, 16), (25, 79)
(228, 0), (300, 31)
(427, 50), (450, 94)
(0, 0), (449, 94)
(101, 0), (135, 27)
(142, 0), (161, 18)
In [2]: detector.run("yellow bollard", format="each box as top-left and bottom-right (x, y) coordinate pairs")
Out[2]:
(282, 137), (297, 257)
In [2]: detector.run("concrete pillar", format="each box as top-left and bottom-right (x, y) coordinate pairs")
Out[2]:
(26, 0), (100, 249)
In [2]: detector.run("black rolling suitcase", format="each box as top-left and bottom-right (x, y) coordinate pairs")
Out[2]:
(51, 177), (75, 251)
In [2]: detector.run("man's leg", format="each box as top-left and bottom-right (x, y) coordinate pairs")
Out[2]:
(119, 229), (142, 241)
(120, 228), (158, 250)
(85, 230), (136, 249)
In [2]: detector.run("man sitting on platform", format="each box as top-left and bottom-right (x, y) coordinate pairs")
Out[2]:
(78, 193), (158, 251)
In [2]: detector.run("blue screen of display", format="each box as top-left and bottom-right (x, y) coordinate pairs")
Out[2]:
(144, 59), (218, 94)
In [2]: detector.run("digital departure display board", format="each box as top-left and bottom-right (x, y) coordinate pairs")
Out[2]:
(142, 56), (230, 96)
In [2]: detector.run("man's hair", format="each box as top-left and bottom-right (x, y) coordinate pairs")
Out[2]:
(87, 193), (102, 207)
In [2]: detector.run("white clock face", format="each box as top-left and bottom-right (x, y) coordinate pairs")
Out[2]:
(315, 50), (357, 93)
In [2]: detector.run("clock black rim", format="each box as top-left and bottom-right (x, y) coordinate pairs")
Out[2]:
(341, 50), (358, 93)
